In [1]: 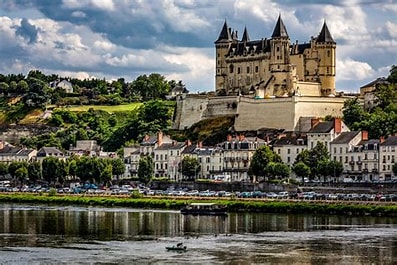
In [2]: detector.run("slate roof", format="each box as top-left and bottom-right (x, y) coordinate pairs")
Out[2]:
(308, 121), (334, 133)
(215, 20), (232, 43)
(241, 26), (250, 42)
(331, 131), (360, 144)
(156, 142), (185, 150)
(0, 146), (22, 155)
(360, 77), (389, 89)
(317, 21), (335, 43)
(37, 147), (63, 156)
(182, 145), (196, 154)
(16, 149), (35, 156)
(273, 134), (307, 146)
(381, 136), (397, 146)
(141, 136), (157, 145)
(271, 15), (289, 38)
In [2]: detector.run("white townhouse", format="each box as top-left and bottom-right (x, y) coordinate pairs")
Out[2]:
(330, 131), (362, 181)
(307, 118), (349, 152)
(217, 134), (266, 182)
(154, 141), (185, 179)
(273, 132), (307, 167)
(36, 147), (65, 162)
(379, 136), (397, 181)
(123, 146), (140, 178)
(194, 146), (224, 180)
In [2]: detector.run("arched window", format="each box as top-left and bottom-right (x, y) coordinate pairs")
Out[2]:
(229, 65), (234, 73)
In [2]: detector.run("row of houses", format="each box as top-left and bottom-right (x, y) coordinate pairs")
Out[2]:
(0, 140), (117, 165)
(124, 118), (397, 182)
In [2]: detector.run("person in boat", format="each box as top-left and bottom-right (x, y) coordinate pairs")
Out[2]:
(177, 242), (183, 247)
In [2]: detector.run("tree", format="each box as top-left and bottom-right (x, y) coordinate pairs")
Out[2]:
(266, 162), (290, 179)
(294, 143), (329, 180)
(111, 158), (125, 180)
(15, 166), (28, 186)
(328, 160), (344, 182)
(181, 156), (200, 180)
(387, 65), (397, 84)
(392, 163), (397, 177)
(42, 157), (62, 184)
(292, 161), (311, 183)
(138, 155), (154, 184)
(248, 145), (282, 180)
(28, 162), (42, 184)
(0, 163), (8, 177)
(342, 98), (367, 130)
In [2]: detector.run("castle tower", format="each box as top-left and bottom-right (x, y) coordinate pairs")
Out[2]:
(269, 15), (292, 96)
(215, 20), (232, 94)
(316, 21), (336, 95)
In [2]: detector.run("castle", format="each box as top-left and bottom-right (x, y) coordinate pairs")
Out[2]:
(215, 15), (336, 98)
(173, 16), (348, 132)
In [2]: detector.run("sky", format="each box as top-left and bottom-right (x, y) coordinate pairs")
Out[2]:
(0, 0), (396, 93)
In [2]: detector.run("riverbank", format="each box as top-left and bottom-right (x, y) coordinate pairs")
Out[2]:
(0, 193), (396, 217)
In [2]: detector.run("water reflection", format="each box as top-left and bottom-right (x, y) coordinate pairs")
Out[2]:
(0, 203), (396, 264)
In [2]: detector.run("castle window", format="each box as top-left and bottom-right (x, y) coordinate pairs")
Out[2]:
(327, 51), (330, 57)
(247, 67), (250, 73)
(217, 60), (220, 65)
(229, 65), (234, 73)
(277, 47), (280, 52)
(327, 67), (329, 74)
(218, 53), (220, 57)
(255, 66), (259, 73)
(237, 67), (241, 74)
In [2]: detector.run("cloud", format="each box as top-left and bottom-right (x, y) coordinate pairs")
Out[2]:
(14, 18), (38, 44)
(337, 58), (374, 81)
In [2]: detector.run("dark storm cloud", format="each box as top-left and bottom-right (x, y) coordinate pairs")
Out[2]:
(14, 18), (38, 44)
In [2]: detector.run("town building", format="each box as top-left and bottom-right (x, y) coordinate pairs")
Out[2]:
(380, 136), (397, 181)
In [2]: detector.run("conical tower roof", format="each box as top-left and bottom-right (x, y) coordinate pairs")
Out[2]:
(271, 15), (288, 38)
(241, 26), (250, 42)
(215, 20), (232, 43)
(317, 21), (335, 43)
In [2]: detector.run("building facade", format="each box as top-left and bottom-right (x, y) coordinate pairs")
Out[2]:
(215, 15), (336, 98)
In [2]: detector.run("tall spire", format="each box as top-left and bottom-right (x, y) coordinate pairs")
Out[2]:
(241, 26), (250, 42)
(317, 20), (335, 43)
(271, 14), (288, 38)
(215, 20), (232, 43)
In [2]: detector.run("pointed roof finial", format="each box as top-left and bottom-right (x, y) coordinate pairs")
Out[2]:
(242, 26), (250, 42)
(215, 19), (232, 43)
(271, 14), (289, 38)
(317, 20), (335, 43)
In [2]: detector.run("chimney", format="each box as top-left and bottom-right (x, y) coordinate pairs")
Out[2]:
(185, 139), (192, 146)
(198, 141), (203, 148)
(0, 140), (3, 150)
(311, 118), (320, 128)
(361, 130), (368, 141)
(334, 118), (342, 134)
(380, 136), (385, 144)
(157, 131), (163, 146)
(238, 134), (245, 141)
(144, 135), (149, 142)
(227, 134), (232, 141)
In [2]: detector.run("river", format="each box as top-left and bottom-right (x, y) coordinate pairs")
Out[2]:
(0, 203), (396, 264)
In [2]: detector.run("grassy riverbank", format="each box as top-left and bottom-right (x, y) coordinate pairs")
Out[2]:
(0, 194), (396, 217)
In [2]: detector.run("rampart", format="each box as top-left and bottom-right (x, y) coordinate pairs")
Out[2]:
(173, 94), (348, 132)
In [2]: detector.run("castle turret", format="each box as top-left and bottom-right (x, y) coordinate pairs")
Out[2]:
(270, 15), (291, 96)
(215, 20), (232, 94)
(241, 26), (250, 42)
(316, 21), (336, 95)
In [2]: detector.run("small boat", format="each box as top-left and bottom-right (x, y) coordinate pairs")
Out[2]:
(180, 203), (227, 216)
(166, 242), (187, 251)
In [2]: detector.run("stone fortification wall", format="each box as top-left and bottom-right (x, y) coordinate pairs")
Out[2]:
(234, 97), (296, 131)
(172, 95), (208, 130)
(202, 96), (239, 118)
(174, 93), (348, 132)
(293, 96), (346, 131)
